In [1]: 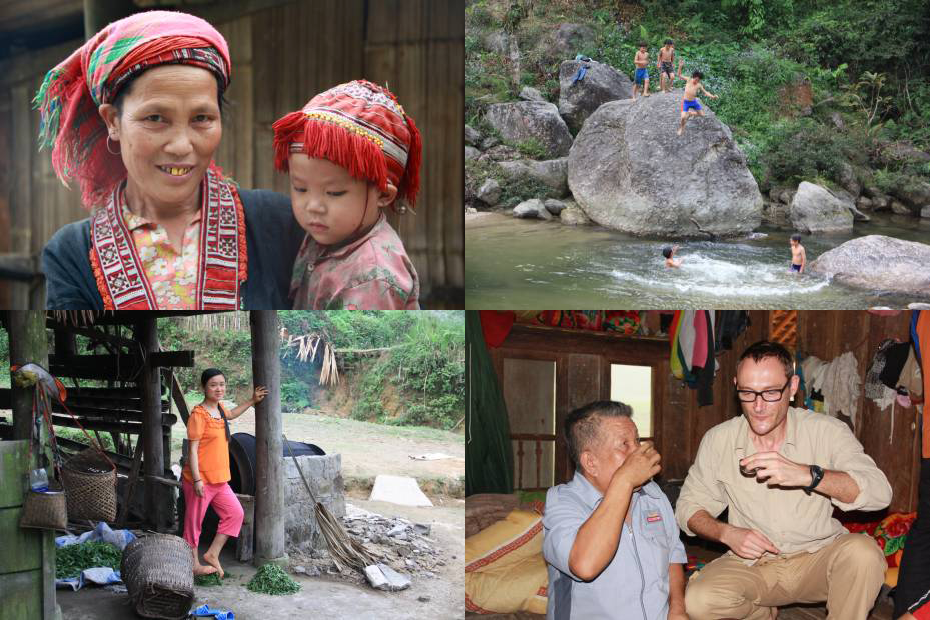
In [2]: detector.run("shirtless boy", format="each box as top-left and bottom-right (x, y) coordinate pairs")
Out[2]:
(657, 39), (676, 93)
(790, 234), (806, 273)
(633, 43), (650, 99)
(663, 245), (682, 268)
(677, 61), (718, 135)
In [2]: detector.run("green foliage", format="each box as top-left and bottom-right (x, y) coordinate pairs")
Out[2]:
(350, 314), (465, 430)
(756, 117), (860, 185)
(246, 563), (301, 595)
(194, 572), (225, 587)
(56, 541), (121, 579)
(514, 137), (548, 159)
(54, 426), (115, 452)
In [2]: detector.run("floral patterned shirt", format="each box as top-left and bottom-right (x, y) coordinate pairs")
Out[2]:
(121, 201), (201, 309)
(289, 213), (419, 309)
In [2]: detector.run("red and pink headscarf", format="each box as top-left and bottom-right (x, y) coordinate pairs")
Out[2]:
(34, 10), (231, 209)
(271, 80), (422, 212)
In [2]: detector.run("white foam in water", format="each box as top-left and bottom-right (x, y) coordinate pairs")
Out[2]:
(609, 250), (831, 300)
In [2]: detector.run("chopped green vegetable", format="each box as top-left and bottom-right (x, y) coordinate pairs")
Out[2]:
(55, 541), (122, 579)
(246, 563), (300, 595)
(194, 572), (224, 587)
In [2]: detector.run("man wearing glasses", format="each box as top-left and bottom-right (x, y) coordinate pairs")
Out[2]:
(674, 340), (892, 620)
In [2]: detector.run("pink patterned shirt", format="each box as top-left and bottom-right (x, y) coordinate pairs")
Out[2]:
(289, 213), (419, 309)
(120, 202), (202, 309)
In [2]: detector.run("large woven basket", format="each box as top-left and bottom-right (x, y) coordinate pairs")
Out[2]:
(19, 482), (67, 531)
(61, 449), (117, 523)
(121, 534), (194, 620)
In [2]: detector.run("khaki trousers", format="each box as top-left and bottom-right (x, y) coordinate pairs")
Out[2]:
(685, 533), (886, 620)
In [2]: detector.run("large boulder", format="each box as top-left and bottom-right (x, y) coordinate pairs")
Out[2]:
(465, 146), (480, 161)
(808, 235), (930, 297)
(559, 205), (591, 226)
(790, 182), (854, 233)
(836, 162), (861, 197)
(829, 188), (870, 222)
(546, 24), (596, 60)
(498, 158), (569, 197)
(567, 93), (762, 236)
(558, 60), (633, 133)
(465, 124), (482, 146)
(519, 86), (546, 102)
(485, 101), (573, 158)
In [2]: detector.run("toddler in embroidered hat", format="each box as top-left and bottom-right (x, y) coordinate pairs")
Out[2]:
(272, 80), (421, 309)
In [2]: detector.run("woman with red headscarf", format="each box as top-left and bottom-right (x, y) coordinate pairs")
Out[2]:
(37, 10), (304, 309)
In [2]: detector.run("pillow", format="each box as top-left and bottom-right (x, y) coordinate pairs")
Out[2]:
(466, 510), (548, 614)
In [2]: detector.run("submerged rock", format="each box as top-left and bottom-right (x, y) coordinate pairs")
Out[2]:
(567, 93), (762, 237)
(808, 235), (930, 297)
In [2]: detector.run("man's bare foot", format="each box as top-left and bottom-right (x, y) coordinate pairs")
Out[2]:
(202, 551), (224, 579)
(193, 563), (217, 576)
(677, 127), (684, 136)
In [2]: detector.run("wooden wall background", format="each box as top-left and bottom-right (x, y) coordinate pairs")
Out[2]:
(0, 0), (464, 308)
(489, 310), (921, 513)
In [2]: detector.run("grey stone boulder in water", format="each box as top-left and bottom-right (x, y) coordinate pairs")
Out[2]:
(558, 60), (632, 133)
(567, 93), (762, 237)
(560, 205), (591, 226)
(808, 235), (930, 297)
(513, 199), (552, 220)
(485, 101), (573, 158)
(790, 182), (854, 233)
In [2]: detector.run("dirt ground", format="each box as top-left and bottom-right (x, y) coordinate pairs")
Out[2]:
(170, 408), (465, 483)
(57, 495), (464, 620)
(57, 411), (464, 619)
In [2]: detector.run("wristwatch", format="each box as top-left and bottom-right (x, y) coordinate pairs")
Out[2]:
(804, 465), (824, 494)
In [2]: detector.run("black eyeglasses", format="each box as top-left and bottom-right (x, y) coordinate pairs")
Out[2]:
(736, 378), (792, 403)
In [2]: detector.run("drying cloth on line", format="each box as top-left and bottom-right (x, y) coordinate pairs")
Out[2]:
(879, 342), (912, 390)
(801, 352), (861, 428)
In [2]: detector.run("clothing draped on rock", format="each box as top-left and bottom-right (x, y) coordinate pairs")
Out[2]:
(799, 352), (860, 428)
(670, 310), (717, 406)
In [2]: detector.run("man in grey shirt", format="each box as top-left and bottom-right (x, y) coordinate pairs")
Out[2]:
(543, 400), (688, 620)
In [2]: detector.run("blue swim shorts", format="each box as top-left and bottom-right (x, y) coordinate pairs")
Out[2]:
(791, 263), (802, 272)
(635, 68), (648, 85)
(682, 99), (702, 112)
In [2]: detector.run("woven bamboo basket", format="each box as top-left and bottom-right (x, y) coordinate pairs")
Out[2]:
(121, 534), (194, 619)
(61, 449), (117, 523)
(19, 482), (67, 530)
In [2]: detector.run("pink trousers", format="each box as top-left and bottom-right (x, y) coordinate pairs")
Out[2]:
(182, 479), (243, 550)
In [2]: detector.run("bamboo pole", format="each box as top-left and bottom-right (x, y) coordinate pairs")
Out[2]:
(138, 318), (167, 531)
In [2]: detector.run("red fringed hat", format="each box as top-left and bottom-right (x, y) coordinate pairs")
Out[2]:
(272, 80), (422, 212)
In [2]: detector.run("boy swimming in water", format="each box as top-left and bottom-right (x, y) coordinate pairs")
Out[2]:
(663, 245), (682, 268)
(657, 39), (676, 93)
(633, 42), (650, 99)
(677, 61), (718, 135)
(790, 234), (806, 273)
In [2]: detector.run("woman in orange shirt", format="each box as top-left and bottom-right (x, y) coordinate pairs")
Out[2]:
(182, 368), (267, 577)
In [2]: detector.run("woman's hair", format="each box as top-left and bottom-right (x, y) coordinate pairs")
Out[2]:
(200, 368), (225, 387)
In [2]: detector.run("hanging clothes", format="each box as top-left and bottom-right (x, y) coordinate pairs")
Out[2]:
(879, 341), (912, 389)
(692, 310), (717, 407)
(715, 310), (750, 352)
(915, 310), (930, 458)
(670, 310), (715, 406)
(801, 352), (861, 429)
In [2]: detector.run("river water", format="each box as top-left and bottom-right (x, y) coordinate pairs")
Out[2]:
(465, 212), (930, 309)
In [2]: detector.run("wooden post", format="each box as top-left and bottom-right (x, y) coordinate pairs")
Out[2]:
(137, 318), (166, 531)
(9, 312), (48, 442)
(250, 311), (287, 565)
(5, 314), (60, 620)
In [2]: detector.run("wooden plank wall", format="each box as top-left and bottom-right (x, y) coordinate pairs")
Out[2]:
(796, 310), (919, 513)
(0, 0), (464, 308)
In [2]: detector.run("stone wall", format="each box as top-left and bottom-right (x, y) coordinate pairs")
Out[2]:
(283, 454), (345, 552)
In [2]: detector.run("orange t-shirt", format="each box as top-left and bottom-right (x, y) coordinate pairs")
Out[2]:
(182, 404), (231, 484)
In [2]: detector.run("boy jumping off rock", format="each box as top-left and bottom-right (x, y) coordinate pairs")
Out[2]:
(677, 61), (718, 135)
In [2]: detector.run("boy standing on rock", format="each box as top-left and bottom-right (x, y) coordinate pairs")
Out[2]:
(677, 61), (718, 135)
(633, 42), (650, 99)
(657, 39), (677, 93)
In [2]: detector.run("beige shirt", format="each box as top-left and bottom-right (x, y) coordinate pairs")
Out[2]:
(675, 407), (892, 564)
